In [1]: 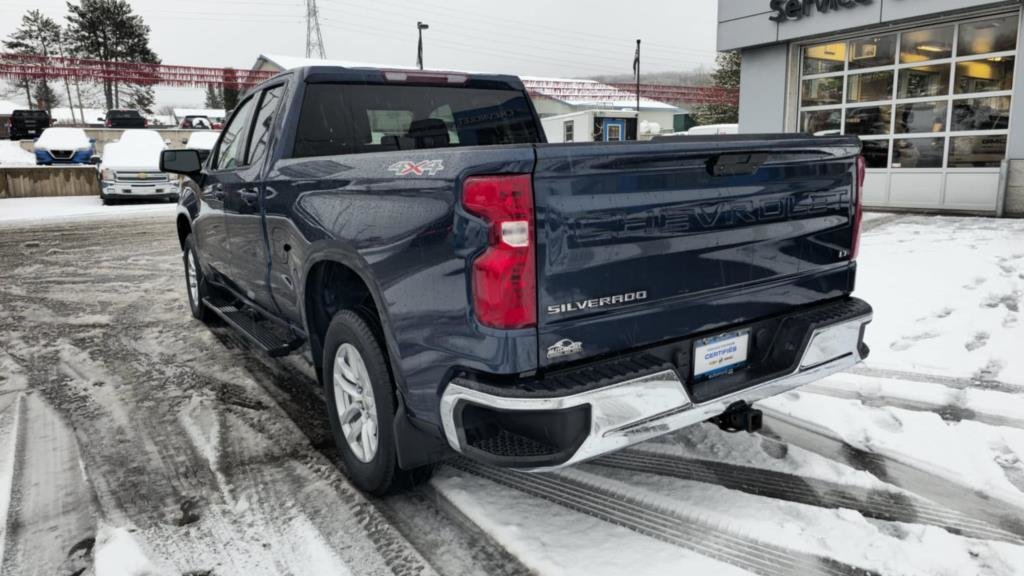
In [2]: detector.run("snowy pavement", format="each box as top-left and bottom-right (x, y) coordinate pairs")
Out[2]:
(1, 212), (1023, 575)
(0, 196), (176, 226)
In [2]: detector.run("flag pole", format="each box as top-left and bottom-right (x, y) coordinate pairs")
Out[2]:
(635, 39), (641, 113)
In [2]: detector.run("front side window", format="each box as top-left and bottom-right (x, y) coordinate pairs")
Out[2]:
(247, 85), (284, 167)
(213, 97), (256, 170)
(293, 83), (541, 158)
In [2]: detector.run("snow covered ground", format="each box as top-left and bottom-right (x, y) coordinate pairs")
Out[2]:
(0, 195), (175, 226)
(0, 141), (34, 166)
(1, 211), (1023, 575)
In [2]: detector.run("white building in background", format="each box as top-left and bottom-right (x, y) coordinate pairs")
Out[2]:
(522, 77), (686, 139)
(718, 0), (1024, 216)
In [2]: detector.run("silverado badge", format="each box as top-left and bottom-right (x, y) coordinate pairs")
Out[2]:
(387, 159), (445, 176)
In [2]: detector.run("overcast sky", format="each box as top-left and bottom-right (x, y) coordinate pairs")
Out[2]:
(0, 0), (720, 107)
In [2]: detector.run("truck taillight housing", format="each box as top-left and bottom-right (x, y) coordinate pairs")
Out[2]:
(852, 155), (865, 260)
(462, 174), (536, 329)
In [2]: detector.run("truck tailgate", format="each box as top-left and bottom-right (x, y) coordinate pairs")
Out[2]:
(533, 135), (861, 368)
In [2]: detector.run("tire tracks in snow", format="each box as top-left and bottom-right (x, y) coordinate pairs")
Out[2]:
(802, 382), (1024, 430)
(759, 408), (1024, 539)
(450, 458), (879, 576)
(0, 393), (101, 576)
(223, 330), (534, 576)
(594, 448), (1023, 544)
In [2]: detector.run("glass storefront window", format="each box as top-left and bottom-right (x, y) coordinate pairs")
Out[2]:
(801, 77), (843, 107)
(849, 34), (897, 69)
(897, 65), (950, 99)
(861, 140), (890, 168)
(803, 42), (846, 75)
(900, 26), (955, 63)
(951, 96), (1011, 131)
(895, 101), (948, 134)
(955, 56), (1015, 94)
(847, 71), (893, 103)
(845, 105), (891, 135)
(958, 15), (1019, 57)
(801, 109), (842, 135)
(892, 138), (945, 168)
(798, 14), (1016, 176)
(949, 135), (1007, 167)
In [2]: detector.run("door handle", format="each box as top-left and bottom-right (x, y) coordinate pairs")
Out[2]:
(239, 189), (260, 206)
(212, 183), (224, 201)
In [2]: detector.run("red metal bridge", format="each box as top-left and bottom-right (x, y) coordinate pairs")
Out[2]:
(0, 53), (275, 89)
(0, 53), (737, 107)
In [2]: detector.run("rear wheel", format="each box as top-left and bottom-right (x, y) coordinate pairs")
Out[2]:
(322, 310), (432, 495)
(183, 234), (212, 323)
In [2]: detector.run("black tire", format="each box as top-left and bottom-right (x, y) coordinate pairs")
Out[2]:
(322, 310), (432, 495)
(183, 234), (212, 323)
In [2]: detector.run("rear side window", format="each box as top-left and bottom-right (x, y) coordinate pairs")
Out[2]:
(293, 83), (540, 158)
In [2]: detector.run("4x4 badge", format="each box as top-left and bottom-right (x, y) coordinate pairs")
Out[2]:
(388, 159), (444, 176)
(547, 339), (583, 359)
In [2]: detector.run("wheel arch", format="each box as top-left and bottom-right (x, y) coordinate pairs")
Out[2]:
(300, 254), (404, 393)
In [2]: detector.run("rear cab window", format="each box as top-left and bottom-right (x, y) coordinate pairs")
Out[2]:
(293, 82), (541, 158)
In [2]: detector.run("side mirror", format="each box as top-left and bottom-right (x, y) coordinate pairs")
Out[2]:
(89, 138), (96, 144)
(89, 155), (101, 165)
(161, 149), (202, 175)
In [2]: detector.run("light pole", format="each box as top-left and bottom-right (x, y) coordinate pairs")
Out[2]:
(417, 22), (429, 70)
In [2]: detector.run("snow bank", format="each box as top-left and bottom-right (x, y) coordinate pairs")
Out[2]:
(0, 141), (35, 166)
(93, 526), (168, 576)
(34, 127), (90, 151)
(0, 196), (174, 226)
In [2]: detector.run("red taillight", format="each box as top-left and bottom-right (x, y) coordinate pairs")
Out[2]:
(852, 155), (865, 260)
(463, 174), (536, 329)
(105, 119), (111, 127)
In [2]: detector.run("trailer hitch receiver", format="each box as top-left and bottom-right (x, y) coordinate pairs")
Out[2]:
(710, 401), (763, 433)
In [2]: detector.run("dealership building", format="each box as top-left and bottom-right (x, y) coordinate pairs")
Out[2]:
(718, 0), (1024, 215)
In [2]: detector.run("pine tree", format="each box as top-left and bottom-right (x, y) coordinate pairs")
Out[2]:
(3, 10), (62, 111)
(221, 68), (239, 111)
(204, 85), (224, 109)
(32, 80), (60, 111)
(65, 0), (160, 110)
(693, 51), (741, 126)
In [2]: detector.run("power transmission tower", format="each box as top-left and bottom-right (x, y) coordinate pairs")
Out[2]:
(305, 0), (326, 59)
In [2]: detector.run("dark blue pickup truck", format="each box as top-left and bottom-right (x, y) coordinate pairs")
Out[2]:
(161, 65), (872, 494)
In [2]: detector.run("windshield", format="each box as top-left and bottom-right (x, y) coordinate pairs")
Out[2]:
(293, 82), (541, 158)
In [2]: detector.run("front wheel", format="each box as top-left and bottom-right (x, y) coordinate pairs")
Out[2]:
(322, 310), (431, 495)
(183, 234), (212, 323)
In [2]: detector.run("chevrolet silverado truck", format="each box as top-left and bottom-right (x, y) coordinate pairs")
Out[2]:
(161, 65), (873, 495)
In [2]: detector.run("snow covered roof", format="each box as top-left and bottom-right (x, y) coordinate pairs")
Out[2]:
(101, 136), (164, 171)
(521, 77), (680, 111)
(173, 108), (226, 121)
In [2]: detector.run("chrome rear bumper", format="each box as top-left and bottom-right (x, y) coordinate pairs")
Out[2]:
(440, 311), (872, 470)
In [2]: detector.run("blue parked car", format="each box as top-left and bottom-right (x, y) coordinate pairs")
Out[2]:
(33, 127), (96, 165)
